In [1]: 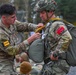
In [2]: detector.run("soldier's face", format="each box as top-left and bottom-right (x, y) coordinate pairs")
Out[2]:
(40, 11), (48, 21)
(3, 14), (17, 25)
(39, 11), (54, 22)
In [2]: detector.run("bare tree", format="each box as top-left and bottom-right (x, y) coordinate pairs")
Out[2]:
(23, 0), (29, 22)
(0, 0), (9, 5)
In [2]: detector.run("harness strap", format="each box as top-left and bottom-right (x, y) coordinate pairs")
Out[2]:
(58, 64), (69, 74)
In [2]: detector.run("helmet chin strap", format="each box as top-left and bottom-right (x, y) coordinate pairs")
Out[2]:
(46, 11), (54, 21)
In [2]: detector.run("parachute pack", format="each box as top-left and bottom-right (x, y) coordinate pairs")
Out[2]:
(28, 18), (76, 66)
(51, 18), (76, 66)
(28, 39), (44, 63)
(64, 21), (76, 66)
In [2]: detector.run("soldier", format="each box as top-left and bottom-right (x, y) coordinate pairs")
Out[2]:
(34, 0), (72, 75)
(0, 4), (43, 75)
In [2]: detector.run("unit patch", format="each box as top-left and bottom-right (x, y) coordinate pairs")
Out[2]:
(3, 40), (10, 47)
(56, 26), (65, 35)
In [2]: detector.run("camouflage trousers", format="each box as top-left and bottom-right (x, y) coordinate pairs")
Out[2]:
(40, 60), (70, 75)
(0, 60), (26, 75)
(0, 72), (26, 75)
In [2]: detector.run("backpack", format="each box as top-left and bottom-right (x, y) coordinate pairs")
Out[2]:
(51, 18), (76, 66)
(64, 23), (76, 66)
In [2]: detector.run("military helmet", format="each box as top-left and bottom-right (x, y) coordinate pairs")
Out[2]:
(34, 0), (57, 12)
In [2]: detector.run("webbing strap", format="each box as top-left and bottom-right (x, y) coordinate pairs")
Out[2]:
(35, 18), (72, 33)
(51, 18), (71, 25)
(58, 64), (68, 74)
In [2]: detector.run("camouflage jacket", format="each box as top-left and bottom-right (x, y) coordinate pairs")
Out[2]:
(0, 20), (37, 70)
(43, 19), (72, 58)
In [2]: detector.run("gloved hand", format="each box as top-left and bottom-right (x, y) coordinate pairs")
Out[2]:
(50, 51), (59, 61)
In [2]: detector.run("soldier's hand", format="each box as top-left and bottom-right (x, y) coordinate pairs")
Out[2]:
(15, 53), (29, 63)
(37, 23), (44, 28)
(27, 33), (41, 44)
(50, 51), (59, 61)
(15, 54), (21, 62)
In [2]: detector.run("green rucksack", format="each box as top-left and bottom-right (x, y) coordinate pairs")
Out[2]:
(65, 24), (76, 66)
(51, 18), (76, 66)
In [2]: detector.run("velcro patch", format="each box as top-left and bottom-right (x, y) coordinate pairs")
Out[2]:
(56, 26), (65, 35)
(3, 41), (10, 47)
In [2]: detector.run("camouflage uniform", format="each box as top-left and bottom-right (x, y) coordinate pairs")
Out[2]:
(41, 19), (72, 75)
(34, 0), (72, 74)
(0, 20), (37, 75)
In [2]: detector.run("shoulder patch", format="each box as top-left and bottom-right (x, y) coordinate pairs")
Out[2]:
(56, 26), (65, 35)
(3, 40), (10, 47)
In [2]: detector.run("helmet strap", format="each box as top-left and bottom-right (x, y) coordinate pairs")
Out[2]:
(46, 11), (54, 20)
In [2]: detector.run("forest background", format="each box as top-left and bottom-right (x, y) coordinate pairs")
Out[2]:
(0, 0), (76, 25)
